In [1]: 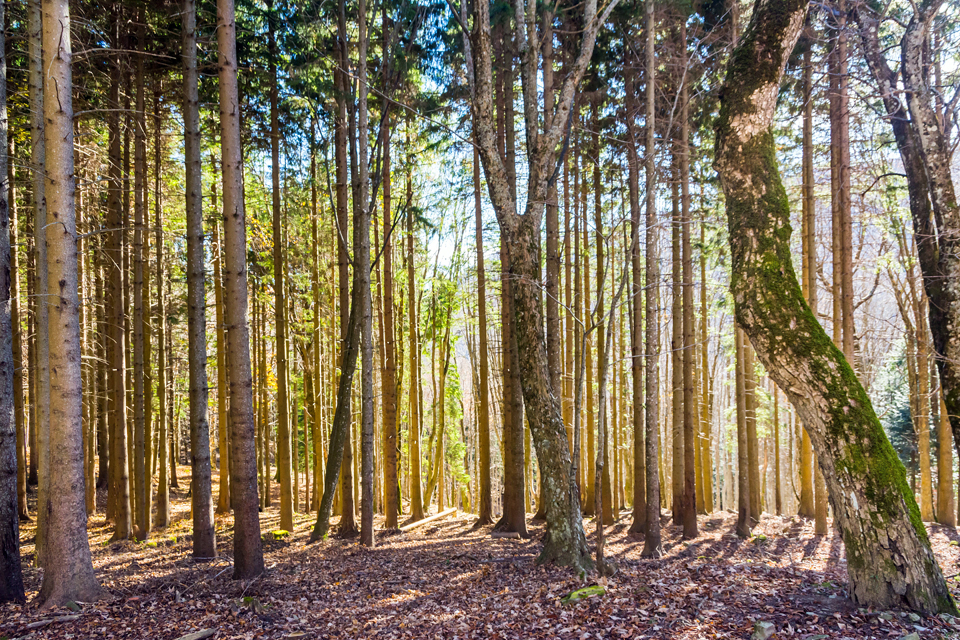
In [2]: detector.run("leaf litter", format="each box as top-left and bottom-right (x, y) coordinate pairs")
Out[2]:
(4, 481), (960, 639)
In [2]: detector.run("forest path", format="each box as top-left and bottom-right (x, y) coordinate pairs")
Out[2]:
(4, 470), (960, 639)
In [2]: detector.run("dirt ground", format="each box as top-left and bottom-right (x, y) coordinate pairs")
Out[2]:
(3, 470), (960, 639)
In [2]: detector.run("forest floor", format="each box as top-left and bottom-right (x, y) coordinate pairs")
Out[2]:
(4, 470), (960, 640)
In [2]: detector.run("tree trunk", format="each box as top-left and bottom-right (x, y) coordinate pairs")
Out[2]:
(641, 0), (662, 556)
(798, 44), (815, 519)
(0, 2), (23, 598)
(679, 65), (697, 538)
(183, 0), (214, 557)
(267, 0), (293, 533)
(715, 0), (954, 611)
(132, 14), (149, 541)
(406, 160), (424, 523)
(106, 10), (130, 540)
(216, 0), (264, 579)
(29, 0), (51, 562)
(36, 0), (102, 603)
(473, 142), (493, 527)
(735, 327), (750, 537)
(356, 0), (375, 548)
(10, 141), (27, 523)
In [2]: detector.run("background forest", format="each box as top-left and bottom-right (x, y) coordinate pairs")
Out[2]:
(0, 0), (959, 635)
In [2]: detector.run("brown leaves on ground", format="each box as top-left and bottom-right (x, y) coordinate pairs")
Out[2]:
(4, 483), (960, 639)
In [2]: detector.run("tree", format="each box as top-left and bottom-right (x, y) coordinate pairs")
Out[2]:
(463, 0), (620, 570)
(0, 0), (24, 600)
(714, 0), (954, 612)
(36, 0), (102, 605)
(855, 0), (960, 503)
(640, 0), (661, 557)
(216, 0), (264, 579)
(183, 0), (215, 558)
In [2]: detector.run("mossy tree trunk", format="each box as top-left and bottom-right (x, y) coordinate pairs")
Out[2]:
(465, 0), (620, 572)
(714, 0), (955, 614)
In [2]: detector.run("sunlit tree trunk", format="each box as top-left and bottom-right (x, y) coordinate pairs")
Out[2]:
(715, 0), (954, 610)
(183, 0), (214, 556)
(641, 0), (662, 556)
(216, 0), (264, 578)
(36, 0), (102, 603)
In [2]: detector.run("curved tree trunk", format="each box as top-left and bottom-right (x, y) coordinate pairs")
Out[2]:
(715, 0), (954, 613)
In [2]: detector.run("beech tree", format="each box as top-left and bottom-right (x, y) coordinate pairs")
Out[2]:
(714, 0), (954, 612)
(463, 0), (620, 569)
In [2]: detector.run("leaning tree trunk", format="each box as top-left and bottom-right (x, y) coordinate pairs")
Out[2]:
(714, 0), (954, 614)
(37, 0), (102, 605)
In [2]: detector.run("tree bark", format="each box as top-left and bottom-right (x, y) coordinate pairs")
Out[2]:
(36, 0), (102, 604)
(715, 0), (954, 611)
(216, 0), (264, 579)
(183, 0), (215, 556)
(641, 0), (662, 557)
(0, 0), (23, 598)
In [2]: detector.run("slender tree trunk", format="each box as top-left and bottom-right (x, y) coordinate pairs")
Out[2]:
(29, 0), (51, 562)
(798, 45), (815, 520)
(11, 148), (27, 523)
(183, 0), (214, 556)
(356, 0), (375, 547)
(36, 0), (102, 603)
(216, 0), (264, 578)
(406, 161), (424, 523)
(132, 15), (149, 541)
(641, 0), (662, 556)
(715, 0), (954, 611)
(473, 142), (492, 527)
(680, 65), (697, 538)
(213, 197), (230, 512)
(0, 2), (23, 598)
(106, 10), (130, 540)
(267, 0), (293, 533)
(735, 327), (750, 537)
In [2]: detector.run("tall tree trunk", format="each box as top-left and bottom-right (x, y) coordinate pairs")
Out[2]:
(212, 187), (230, 512)
(715, 0), (954, 611)
(36, 0), (102, 604)
(798, 44), (815, 519)
(473, 142), (492, 527)
(106, 9), (130, 540)
(679, 63), (697, 538)
(183, 0), (214, 556)
(0, 1), (23, 598)
(857, 1), (960, 523)
(11, 141), (27, 523)
(29, 0), (51, 561)
(356, 0), (375, 548)
(153, 84), (168, 529)
(381, 104), (399, 529)
(216, 0), (264, 579)
(267, 0), (293, 533)
(735, 327), (750, 537)
(670, 170), (682, 524)
(132, 15), (149, 541)
(467, 0), (619, 570)
(406, 159), (424, 523)
(641, 0), (662, 556)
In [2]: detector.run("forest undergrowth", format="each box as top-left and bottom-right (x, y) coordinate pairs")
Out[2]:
(4, 471), (960, 640)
